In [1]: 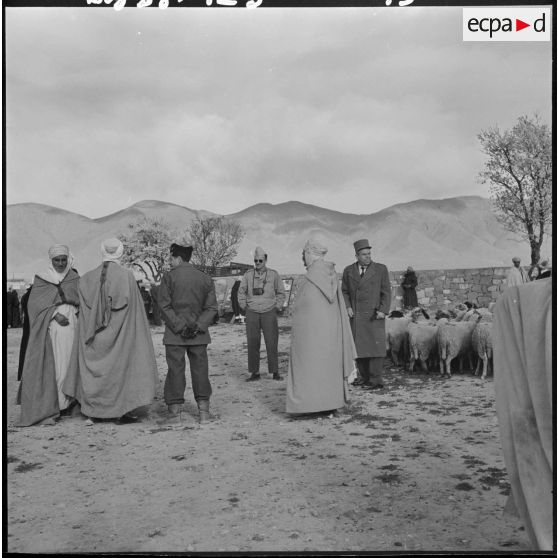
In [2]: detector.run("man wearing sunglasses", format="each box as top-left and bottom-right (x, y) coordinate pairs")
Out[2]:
(238, 246), (286, 381)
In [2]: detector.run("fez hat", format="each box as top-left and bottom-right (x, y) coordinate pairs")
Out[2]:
(353, 239), (371, 253)
(170, 243), (193, 262)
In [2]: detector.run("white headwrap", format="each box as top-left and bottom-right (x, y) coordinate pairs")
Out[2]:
(101, 238), (124, 262)
(48, 244), (70, 259)
(304, 240), (328, 258)
(38, 244), (74, 284)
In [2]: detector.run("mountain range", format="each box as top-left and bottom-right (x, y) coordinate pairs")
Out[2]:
(5, 196), (543, 278)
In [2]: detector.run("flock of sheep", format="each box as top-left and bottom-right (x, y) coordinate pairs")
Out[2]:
(385, 303), (494, 380)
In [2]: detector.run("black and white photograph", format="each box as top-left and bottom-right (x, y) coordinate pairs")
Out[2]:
(3, 0), (554, 553)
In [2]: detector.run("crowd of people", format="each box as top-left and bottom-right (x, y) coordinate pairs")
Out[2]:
(507, 255), (552, 285)
(12, 243), (553, 427)
(9, 236), (553, 551)
(13, 236), (393, 427)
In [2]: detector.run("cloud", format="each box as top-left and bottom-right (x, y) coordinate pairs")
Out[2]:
(5, 6), (552, 217)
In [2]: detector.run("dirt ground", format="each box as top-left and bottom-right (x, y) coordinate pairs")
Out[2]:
(5, 318), (531, 553)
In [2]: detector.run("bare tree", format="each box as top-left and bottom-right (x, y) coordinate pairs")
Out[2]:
(478, 114), (552, 266)
(118, 218), (178, 283)
(187, 216), (244, 274)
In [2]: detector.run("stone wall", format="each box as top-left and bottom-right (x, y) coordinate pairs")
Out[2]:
(387, 267), (514, 311)
(280, 266), (521, 314)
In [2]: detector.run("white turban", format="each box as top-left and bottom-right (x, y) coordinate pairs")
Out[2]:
(48, 244), (70, 259)
(304, 240), (328, 258)
(101, 238), (124, 262)
(38, 244), (73, 284)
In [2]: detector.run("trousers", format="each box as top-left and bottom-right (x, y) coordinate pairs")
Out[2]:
(164, 344), (211, 404)
(356, 357), (384, 386)
(245, 308), (278, 375)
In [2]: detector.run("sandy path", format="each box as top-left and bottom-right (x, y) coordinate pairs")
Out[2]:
(6, 319), (530, 552)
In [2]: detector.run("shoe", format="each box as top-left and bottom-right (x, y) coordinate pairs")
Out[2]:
(362, 382), (384, 391)
(197, 400), (212, 424)
(272, 373), (283, 381)
(115, 413), (140, 425)
(352, 378), (365, 386)
(167, 404), (182, 416)
(70, 402), (82, 418)
(365, 384), (384, 391)
(246, 373), (261, 382)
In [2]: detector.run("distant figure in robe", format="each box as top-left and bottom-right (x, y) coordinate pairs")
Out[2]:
(17, 283), (33, 380)
(401, 266), (418, 309)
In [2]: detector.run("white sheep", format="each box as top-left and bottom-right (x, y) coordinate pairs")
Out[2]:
(385, 315), (412, 367)
(475, 307), (493, 322)
(407, 307), (439, 373)
(472, 310), (493, 379)
(437, 310), (481, 377)
(453, 303), (470, 322)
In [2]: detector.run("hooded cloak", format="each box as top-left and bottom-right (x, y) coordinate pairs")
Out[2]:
(287, 258), (356, 414)
(63, 258), (158, 418)
(17, 267), (80, 426)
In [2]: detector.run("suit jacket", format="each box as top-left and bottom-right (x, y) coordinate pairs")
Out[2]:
(341, 261), (391, 358)
(157, 262), (218, 346)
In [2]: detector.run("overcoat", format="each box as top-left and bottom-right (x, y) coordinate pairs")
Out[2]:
(341, 261), (391, 358)
(157, 261), (218, 346)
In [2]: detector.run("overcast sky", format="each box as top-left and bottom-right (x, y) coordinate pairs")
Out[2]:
(5, 5), (552, 218)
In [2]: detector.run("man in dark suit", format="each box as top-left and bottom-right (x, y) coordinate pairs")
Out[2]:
(158, 243), (218, 423)
(341, 239), (391, 390)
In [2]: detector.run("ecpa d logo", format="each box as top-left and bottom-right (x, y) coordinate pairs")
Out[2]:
(463, 8), (551, 42)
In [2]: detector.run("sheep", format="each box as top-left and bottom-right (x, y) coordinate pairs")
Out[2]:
(437, 310), (481, 377)
(388, 310), (405, 318)
(475, 307), (493, 322)
(472, 321), (493, 379)
(435, 309), (451, 320)
(407, 308), (439, 373)
(453, 303), (470, 322)
(385, 314), (412, 368)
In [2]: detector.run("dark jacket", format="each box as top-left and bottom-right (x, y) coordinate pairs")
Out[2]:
(158, 262), (218, 346)
(341, 261), (391, 358)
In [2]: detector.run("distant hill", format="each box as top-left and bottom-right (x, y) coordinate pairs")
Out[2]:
(6, 196), (545, 278)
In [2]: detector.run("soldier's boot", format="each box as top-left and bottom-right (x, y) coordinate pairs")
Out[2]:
(198, 400), (211, 424)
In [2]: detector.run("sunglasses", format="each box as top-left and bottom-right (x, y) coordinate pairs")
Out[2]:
(254, 259), (264, 263)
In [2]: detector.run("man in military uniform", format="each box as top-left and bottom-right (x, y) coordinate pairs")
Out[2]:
(158, 243), (218, 423)
(341, 239), (391, 390)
